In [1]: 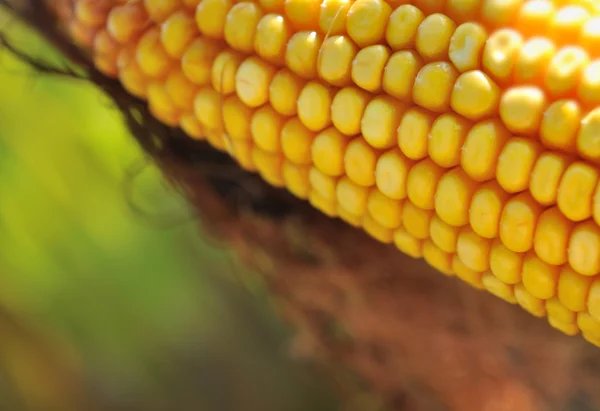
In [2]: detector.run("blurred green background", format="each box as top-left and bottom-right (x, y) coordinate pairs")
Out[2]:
(0, 12), (345, 411)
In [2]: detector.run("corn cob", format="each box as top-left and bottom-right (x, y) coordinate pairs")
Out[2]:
(48, 0), (600, 346)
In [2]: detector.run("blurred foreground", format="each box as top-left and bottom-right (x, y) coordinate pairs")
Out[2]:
(0, 16), (347, 411)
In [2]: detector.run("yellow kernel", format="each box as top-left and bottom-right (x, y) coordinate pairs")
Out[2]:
(285, 31), (323, 79)
(578, 61), (600, 107)
(481, 0), (522, 28)
(413, 0), (445, 14)
(224, 2), (263, 53)
(496, 137), (543, 193)
(529, 152), (571, 206)
(469, 181), (509, 239)
(483, 29), (523, 83)
(193, 87), (223, 130)
(515, 0), (554, 37)
(482, 272), (516, 303)
(446, 0), (480, 22)
(182, 37), (221, 85)
(148, 81), (181, 127)
(136, 28), (172, 78)
(250, 105), (286, 152)
(351, 45), (390, 92)
(230, 139), (256, 163)
(397, 107), (434, 160)
(453, 256), (484, 289)
(117, 49), (148, 99)
(161, 10), (198, 59)
(107, 2), (148, 44)
(222, 95), (254, 140)
(269, 69), (305, 116)
(281, 118), (315, 164)
(311, 127), (348, 176)
(590, 279), (600, 320)
(428, 114), (471, 168)
(309, 167), (338, 199)
(548, 5), (590, 45)
(259, 0), (285, 12)
(423, 240), (454, 276)
(451, 70), (500, 121)
(413, 62), (459, 113)
(569, 221), (600, 276)
(402, 200), (433, 239)
(382, 51), (423, 102)
(547, 297), (576, 324)
(337, 177), (369, 216)
(363, 214), (394, 243)
(180, 113), (205, 140)
(435, 167), (478, 227)
(386, 4), (424, 51)
(548, 316), (580, 336)
(283, 162), (310, 199)
(489, 239), (523, 284)
(362, 96), (406, 149)
(344, 138), (379, 187)
(540, 100), (581, 153)
(430, 215), (460, 253)
(393, 228), (423, 258)
(416, 13), (456, 61)
(346, 0), (392, 48)
(499, 86), (547, 135)
(558, 266), (594, 312)
(375, 150), (414, 200)
(331, 87), (371, 136)
(309, 191), (338, 217)
(195, 0), (233, 38)
(297, 81), (335, 131)
(319, 0), (352, 35)
(557, 162), (598, 222)
(211, 50), (243, 95)
(367, 190), (403, 229)
(461, 119), (509, 182)
(144, 0), (180, 22)
(500, 193), (542, 253)
(544, 46), (590, 97)
(317, 35), (358, 87)
(236, 56), (277, 107)
(406, 158), (444, 210)
(166, 70), (198, 109)
(284, 0), (321, 31)
(338, 205), (362, 226)
(580, 17), (600, 57)
(449, 23), (488, 73)
(577, 107), (600, 162)
(515, 283), (546, 317)
(207, 129), (227, 151)
(522, 252), (561, 299)
(534, 207), (573, 266)
(255, 14), (291, 65)
(579, 312), (600, 341)
(252, 147), (284, 186)
(514, 38), (555, 85)
(457, 228), (492, 272)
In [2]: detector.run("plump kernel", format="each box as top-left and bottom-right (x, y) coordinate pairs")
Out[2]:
(193, 86), (223, 130)
(515, 283), (546, 317)
(558, 266), (594, 312)
(166, 69), (198, 109)
(297, 81), (335, 131)
(490, 239), (523, 284)
(144, 0), (180, 22)
(195, 0), (233, 39)
(337, 177), (369, 216)
(496, 137), (542, 194)
(546, 298), (577, 325)
(107, 2), (149, 44)
(449, 23), (487, 73)
(407, 158), (444, 210)
(429, 215), (460, 253)
(367, 189), (403, 229)
(499, 192), (543, 253)
(136, 28), (173, 78)
(529, 152), (571, 206)
(250, 105), (286, 152)
(514, 38), (556, 85)
(469, 180), (509, 239)
(285, 31), (323, 79)
(344, 138), (379, 187)
(557, 162), (598, 222)
(212, 50), (243, 94)
(318, 35), (358, 87)
(269, 69), (304, 116)
(461, 119), (509, 182)
(180, 113), (205, 140)
(319, 0), (352, 35)
(540, 100), (581, 153)
(375, 149), (414, 200)
(224, 2), (263, 53)
(386, 5), (424, 51)
(284, 0), (321, 31)
(397, 107), (434, 160)
(577, 107), (600, 162)
(451, 70), (500, 121)
(161, 10), (198, 59)
(309, 191), (337, 217)
(482, 272), (516, 303)
(423, 240), (454, 276)
(548, 6), (590, 45)
(522, 252), (561, 299)
(182, 37), (222, 85)
(351, 45), (390, 92)
(413, 62), (459, 113)
(428, 114), (471, 168)
(331, 87), (370, 136)
(311, 127), (348, 177)
(534, 207), (573, 266)
(416, 13), (456, 61)
(382, 51), (423, 102)
(283, 161), (310, 199)
(457, 228), (492, 272)
(309, 167), (338, 199)
(393, 228), (424, 258)
(403, 200), (434, 239)
(569, 221), (600, 276)
(253, 147), (285, 186)
(544, 46), (590, 97)
(281, 118), (315, 164)
(435, 167), (478, 227)
(222, 95), (254, 140)
(363, 214), (394, 244)
(346, 0), (392, 48)
(236, 56), (277, 107)
(548, 316), (580, 336)
(578, 61), (600, 107)
(254, 14), (291, 66)
(499, 86), (547, 135)
(362, 96), (406, 149)
(483, 29), (523, 83)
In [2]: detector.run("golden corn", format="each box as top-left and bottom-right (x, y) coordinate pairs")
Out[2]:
(53, 0), (600, 345)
